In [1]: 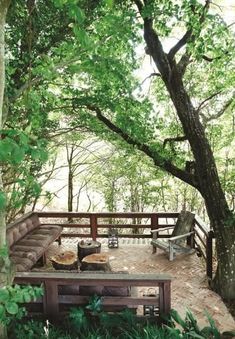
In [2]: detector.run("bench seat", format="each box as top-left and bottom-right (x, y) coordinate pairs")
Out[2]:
(7, 213), (62, 271)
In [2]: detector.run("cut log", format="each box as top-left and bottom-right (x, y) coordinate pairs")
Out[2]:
(77, 240), (101, 262)
(80, 253), (111, 272)
(50, 251), (77, 270)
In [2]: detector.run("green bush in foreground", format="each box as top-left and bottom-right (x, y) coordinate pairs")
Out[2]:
(8, 306), (235, 339)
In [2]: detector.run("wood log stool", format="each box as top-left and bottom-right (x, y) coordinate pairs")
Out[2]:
(80, 253), (111, 272)
(50, 251), (77, 270)
(77, 240), (101, 263)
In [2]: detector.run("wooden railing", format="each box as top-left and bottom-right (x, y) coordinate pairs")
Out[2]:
(14, 272), (172, 322)
(37, 211), (179, 240)
(194, 215), (214, 280)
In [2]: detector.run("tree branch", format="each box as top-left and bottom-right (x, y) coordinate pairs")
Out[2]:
(163, 135), (187, 148)
(175, 0), (211, 73)
(141, 72), (161, 85)
(202, 51), (229, 62)
(168, 30), (192, 61)
(134, 0), (171, 82)
(197, 90), (222, 112)
(85, 105), (198, 189)
(201, 94), (234, 125)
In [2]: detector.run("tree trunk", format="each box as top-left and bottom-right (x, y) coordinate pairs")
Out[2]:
(142, 16), (235, 299)
(167, 66), (235, 299)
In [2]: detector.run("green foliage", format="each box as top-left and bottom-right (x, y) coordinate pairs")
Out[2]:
(10, 307), (235, 338)
(86, 295), (102, 313)
(69, 307), (88, 331)
(0, 284), (43, 325)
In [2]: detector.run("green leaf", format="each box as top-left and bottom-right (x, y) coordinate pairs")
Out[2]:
(12, 146), (25, 164)
(5, 302), (19, 315)
(105, 0), (114, 8)
(170, 309), (186, 328)
(0, 304), (5, 319)
(0, 288), (9, 302)
(23, 292), (32, 303)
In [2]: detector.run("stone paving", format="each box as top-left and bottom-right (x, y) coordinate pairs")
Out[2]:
(44, 237), (235, 333)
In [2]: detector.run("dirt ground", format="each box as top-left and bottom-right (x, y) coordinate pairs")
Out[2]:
(43, 237), (235, 333)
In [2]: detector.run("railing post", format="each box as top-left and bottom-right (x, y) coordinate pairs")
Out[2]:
(151, 214), (158, 253)
(90, 214), (98, 241)
(44, 280), (59, 321)
(159, 281), (171, 316)
(151, 214), (159, 233)
(206, 230), (213, 281)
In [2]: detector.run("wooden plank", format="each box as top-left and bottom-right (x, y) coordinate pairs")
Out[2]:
(194, 239), (206, 260)
(206, 231), (213, 280)
(37, 212), (91, 218)
(57, 223), (91, 228)
(194, 215), (211, 235)
(61, 233), (152, 239)
(97, 224), (151, 228)
(61, 233), (91, 238)
(15, 272), (172, 285)
(163, 281), (171, 314)
(90, 214), (97, 241)
(194, 229), (206, 247)
(58, 295), (159, 306)
(44, 281), (59, 320)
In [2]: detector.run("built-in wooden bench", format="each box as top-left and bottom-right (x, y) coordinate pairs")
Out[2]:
(7, 212), (62, 271)
(14, 272), (172, 322)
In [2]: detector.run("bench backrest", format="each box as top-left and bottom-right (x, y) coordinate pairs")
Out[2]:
(171, 210), (195, 244)
(6, 213), (40, 248)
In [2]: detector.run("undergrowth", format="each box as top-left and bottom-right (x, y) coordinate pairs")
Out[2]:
(8, 304), (235, 339)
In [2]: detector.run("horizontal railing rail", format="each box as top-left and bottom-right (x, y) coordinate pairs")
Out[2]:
(194, 216), (214, 280)
(37, 211), (179, 240)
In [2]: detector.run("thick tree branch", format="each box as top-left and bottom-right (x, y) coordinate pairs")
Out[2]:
(134, 0), (171, 82)
(175, 0), (211, 73)
(163, 135), (187, 148)
(168, 30), (192, 61)
(85, 105), (198, 189)
(143, 19), (171, 82)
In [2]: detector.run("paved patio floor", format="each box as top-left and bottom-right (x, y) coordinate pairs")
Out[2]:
(40, 238), (235, 332)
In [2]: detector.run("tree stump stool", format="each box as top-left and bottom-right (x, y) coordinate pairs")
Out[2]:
(77, 240), (101, 263)
(80, 253), (111, 271)
(50, 251), (77, 270)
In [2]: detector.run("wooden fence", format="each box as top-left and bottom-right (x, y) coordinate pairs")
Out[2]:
(14, 272), (172, 322)
(36, 211), (214, 279)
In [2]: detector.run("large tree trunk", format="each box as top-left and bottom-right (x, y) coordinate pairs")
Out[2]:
(143, 19), (235, 299)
